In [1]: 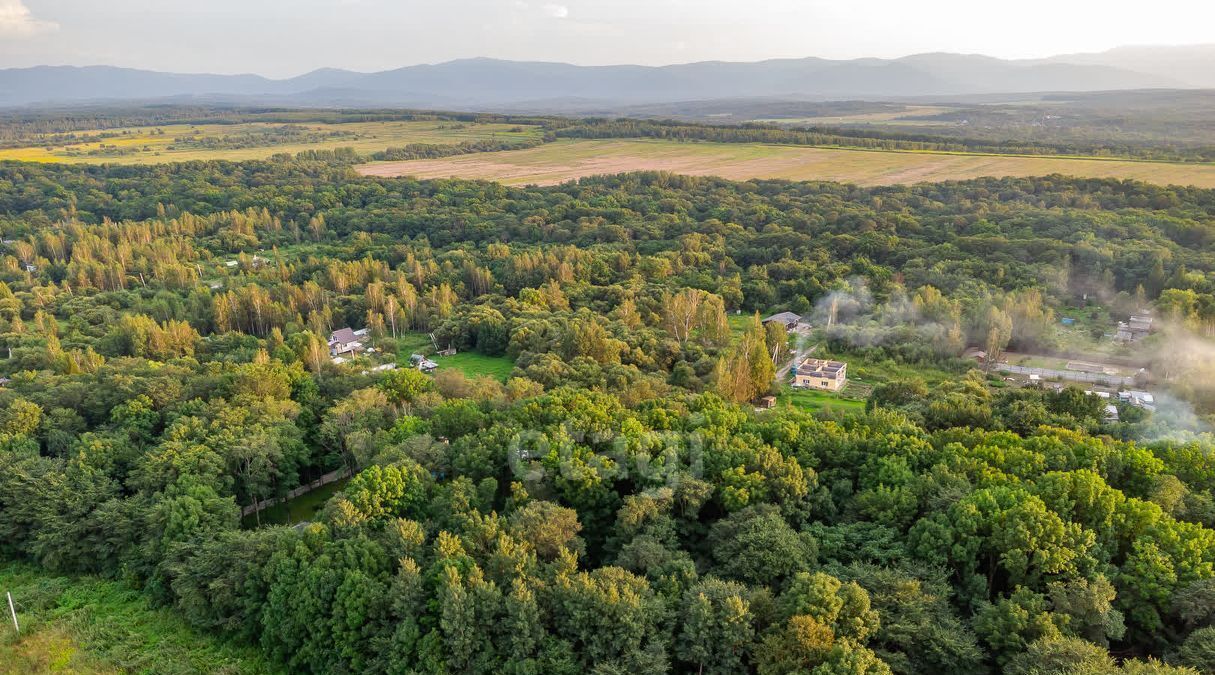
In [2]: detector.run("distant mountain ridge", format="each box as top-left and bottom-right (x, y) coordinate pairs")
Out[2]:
(0, 45), (1210, 109)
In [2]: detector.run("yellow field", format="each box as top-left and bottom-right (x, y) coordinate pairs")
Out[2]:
(356, 139), (1215, 188)
(0, 120), (542, 164)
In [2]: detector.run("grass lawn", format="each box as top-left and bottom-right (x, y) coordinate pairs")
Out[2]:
(0, 563), (273, 674)
(394, 332), (517, 382)
(393, 332), (435, 356)
(779, 386), (867, 413)
(355, 138), (1215, 189)
(817, 349), (961, 388)
(0, 120), (542, 165)
(435, 352), (517, 382)
(243, 477), (351, 528)
(727, 313), (758, 344)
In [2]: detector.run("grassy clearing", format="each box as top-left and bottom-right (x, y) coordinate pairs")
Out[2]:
(434, 352), (516, 382)
(778, 386), (867, 413)
(392, 332), (436, 357)
(0, 563), (273, 674)
(393, 332), (517, 382)
(816, 349), (963, 389)
(0, 120), (542, 165)
(242, 477), (351, 528)
(356, 138), (1215, 189)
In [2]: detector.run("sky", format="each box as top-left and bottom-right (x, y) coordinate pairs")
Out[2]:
(0, 0), (1213, 77)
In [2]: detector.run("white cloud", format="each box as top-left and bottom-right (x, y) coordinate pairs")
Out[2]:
(542, 3), (569, 18)
(0, 0), (57, 37)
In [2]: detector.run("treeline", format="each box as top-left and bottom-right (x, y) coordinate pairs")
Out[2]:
(368, 137), (547, 162)
(170, 124), (360, 151)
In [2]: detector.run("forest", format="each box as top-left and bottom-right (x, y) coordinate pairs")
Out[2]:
(0, 154), (1214, 673)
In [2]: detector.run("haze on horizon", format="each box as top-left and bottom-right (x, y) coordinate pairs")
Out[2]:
(0, 0), (1213, 78)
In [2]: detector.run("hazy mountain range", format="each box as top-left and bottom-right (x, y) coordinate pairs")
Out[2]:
(1, 44), (1212, 110)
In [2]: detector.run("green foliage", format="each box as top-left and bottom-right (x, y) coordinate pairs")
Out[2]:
(1177, 627), (1215, 674)
(0, 151), (1213, 674)
(0, 562), (273, 674)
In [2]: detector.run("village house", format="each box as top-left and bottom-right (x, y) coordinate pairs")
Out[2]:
(329, 327), (369, 357)
(1115, 313), (1154, 343)
(792, 358), (848, 392)
(762, 311), (807, 333)
(1119, 390), (1156, 412)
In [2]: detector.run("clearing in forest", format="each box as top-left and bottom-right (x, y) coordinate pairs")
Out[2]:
(356, 138), (1215, 188)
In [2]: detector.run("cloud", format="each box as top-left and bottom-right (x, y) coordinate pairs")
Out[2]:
(0, 0), (57, 36)
(542, 3), (569, 18)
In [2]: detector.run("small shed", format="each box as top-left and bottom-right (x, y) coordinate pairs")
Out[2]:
(758, 395), (777, 410)
(410, 354), (439, 373)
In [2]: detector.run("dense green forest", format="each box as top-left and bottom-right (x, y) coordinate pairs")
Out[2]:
(1, 156), (1215, 673)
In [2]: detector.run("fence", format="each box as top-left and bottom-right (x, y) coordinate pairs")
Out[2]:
(998, 363), (1135, 388)
(242, 466), (352, 518)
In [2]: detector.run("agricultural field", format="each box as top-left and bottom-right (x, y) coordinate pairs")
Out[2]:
(356, 138), (1215, 188)
(0, 564), (272, 675)
(753, 104), (958, 127)
(0, 120), (542, 164)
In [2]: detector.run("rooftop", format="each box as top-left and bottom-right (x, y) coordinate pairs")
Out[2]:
(796, 358), (846, 376)
(763, 311), (802, 324)
(330, 327), (360, 344)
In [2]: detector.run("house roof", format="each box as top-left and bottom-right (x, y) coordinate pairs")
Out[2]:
(330, 327), (359, 344)
(762, 312), (802, 324)
(796, 358), (846, 377)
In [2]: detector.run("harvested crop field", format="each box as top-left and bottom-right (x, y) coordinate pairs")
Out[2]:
(0, 120), (542, 165)
(356, 139), (1215, 188)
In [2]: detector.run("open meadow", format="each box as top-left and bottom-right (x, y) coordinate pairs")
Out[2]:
(0, 120), (542, 164)
(0, 564), (272, 674)
(356, 138), (1215, 188)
